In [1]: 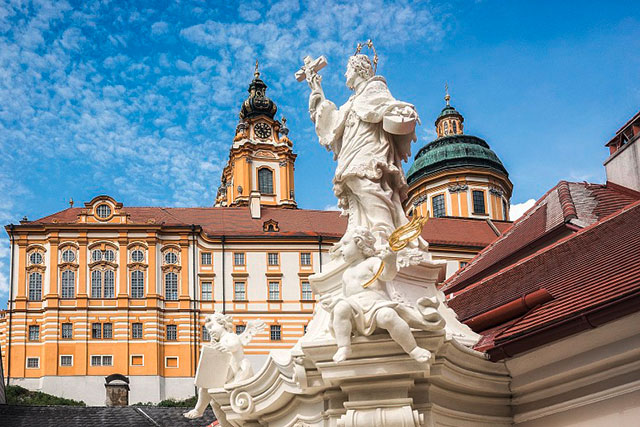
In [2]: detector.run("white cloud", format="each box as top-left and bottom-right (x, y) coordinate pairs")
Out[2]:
(510, 199), (536, 221)
(324, 203), (340, 211)
(151, 21), (169, 36)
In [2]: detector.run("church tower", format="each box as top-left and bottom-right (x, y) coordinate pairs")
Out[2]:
(215, 63), (297, 208)
(405, 89), (512, 220)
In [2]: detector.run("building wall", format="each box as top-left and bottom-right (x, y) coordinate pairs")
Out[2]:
(604, 137), (640, 192)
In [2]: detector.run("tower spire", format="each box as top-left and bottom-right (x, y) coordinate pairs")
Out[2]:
(445, 83), (450, 106)
(254, 60), (260, 78)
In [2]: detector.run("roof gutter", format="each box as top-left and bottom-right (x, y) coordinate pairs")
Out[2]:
(464, 288), (553, 333)
(486, 287), (640, 361)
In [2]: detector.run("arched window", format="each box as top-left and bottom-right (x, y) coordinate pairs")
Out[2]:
(453, 121), (457, 133)
(61, 270), (75, 299)
(165, 272), (178, 300)
(91, 270), (102, 298)
(104, 270), (115, 298)
(258, 168), (273, 194)
(28, 272), (42, 301)
(444, 121), (449, 135)
(131, 270), (144, 299)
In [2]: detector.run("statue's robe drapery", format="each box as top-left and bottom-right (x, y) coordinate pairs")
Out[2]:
(314, 76), (418, 248)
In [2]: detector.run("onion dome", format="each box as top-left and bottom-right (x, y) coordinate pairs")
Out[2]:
(240, 61), (277, 120)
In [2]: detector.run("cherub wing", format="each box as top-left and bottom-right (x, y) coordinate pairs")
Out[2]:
(239, 319), (266, 346)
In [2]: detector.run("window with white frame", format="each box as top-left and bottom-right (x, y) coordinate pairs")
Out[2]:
(26, 357), (39, 368)
(300, 252), (311, 266)
(60, 355), (73, 366)
(29, 252), (43, 265)
(472, 190), (486, 214)
(234, 282), (246, 300)
(166, 325), (177, 341)
(91, 355), (112, 366)
(270, 324), (281, 341)
(301, 282), (313, 301)
(104, 270), (114, 298)
(91, 270), (102, 298)
(91, 249), (103, 262)
(432, 194), (445, 218)
(61, 270), (75, 299)
(131, 270), (144, 298)
(165, 272), (178, 300)
(91, 355), (101, 366)
(201, 252), (212, 265)
(164, 252), (178, 265)
(233, 252), (245, 266)
(95, 204), (112, 219)
(201, 282), (212, 301)
(92, 323), (102, 339)
(268, 281), (280, 301)
(131, 249), (144, 263)
(61, 249), (75, 263)
(258, 168), (274, 194)
(268, 252), (279, 266)
(103, 250), (115, 262)
(91, 269), (115, 298)
(28, 325), (39, 341)
(131, 322), (143, 339)
(28, 272), (42, 301)
(61, 322), (73, 339)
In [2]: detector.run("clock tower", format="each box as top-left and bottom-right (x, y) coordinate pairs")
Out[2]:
(215, 63), (297, 209)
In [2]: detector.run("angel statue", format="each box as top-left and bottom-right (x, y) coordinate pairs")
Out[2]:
(184, 313), (265, 420)
(319, 227), (444, 363)
(298, 42), (422, 258)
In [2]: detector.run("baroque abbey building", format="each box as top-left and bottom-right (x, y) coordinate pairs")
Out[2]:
(0, 71), (512, 405)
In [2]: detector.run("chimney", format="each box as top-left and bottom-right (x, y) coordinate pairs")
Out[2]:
(249, 191), (261, 219)
(604, 111), (640, 192)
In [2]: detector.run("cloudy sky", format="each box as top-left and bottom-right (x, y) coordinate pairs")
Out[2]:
(0, 0), (639, 307)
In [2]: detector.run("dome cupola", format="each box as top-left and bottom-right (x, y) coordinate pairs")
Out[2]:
(240, 61), (278, 120)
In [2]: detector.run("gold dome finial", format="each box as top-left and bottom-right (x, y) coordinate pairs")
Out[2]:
(254, 59), (260, 78)
(444, 82), (450, 106)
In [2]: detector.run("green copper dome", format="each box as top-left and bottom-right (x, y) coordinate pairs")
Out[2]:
(437, 105), (463, 122)
(407, 134), (508, 185)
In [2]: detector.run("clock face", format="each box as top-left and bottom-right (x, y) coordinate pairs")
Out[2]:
(254, 122), (272, 139)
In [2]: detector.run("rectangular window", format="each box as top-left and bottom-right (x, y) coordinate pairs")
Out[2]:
(28, 273), (42, 301)
(201, 252), (212, 265)
(165, 272), (178, 300)
(103, 323), (113, 339)
(92, 323), (101, 339)
(61, 322), (73, 339)
(60, 355), (73, 367)
(91, 270), (102, 298)
(432, 194), (445, 218)
(301, 282), (313, 301)
(201, 282), (212, 301)
(102, 355), (113, 366)
(26, 358), (39, 368)
(236, 324), (246, 335)
(28, 325), (39, 341)
(91, 355), (102, 366)
(166, 325), (177, 341)
(234, 282), (246, 301)
(131, 355), (143, 366)
(300, 252), (312, 266)
(202, 325), (210, 342)
(131, 322), (143, 339)
(165, 357), (178, 368)
(131, 270), (145, 299)
(270, 325), (281, 341)
(234, 252), (245, 266)
(473, 190), (486, 214)
(268, 282), (280, 301)
(103, 270), (115, 298)
(61, 270), (75, 299)
(268, 252), (279, 266)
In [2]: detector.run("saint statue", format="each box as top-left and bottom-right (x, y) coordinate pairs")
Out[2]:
(304, 52), (420, 253)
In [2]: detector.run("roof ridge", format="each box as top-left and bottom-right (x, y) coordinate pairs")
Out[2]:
(453, 198), (640, 299)
(557, 181), (577, 222)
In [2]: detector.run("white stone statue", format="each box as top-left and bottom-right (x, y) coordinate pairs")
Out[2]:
(303, 50), (421, 255)
(184, 313), (265, 420)
(320, 227), (444, 363)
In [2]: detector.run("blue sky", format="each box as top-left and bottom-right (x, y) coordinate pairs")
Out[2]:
(0, 0), (638, 307)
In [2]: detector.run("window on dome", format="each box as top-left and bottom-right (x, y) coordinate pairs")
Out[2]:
(443, 121), (449, 135)
(473, 191), (486, 214)
(503, 199), (509, 220)
(432, 194), (445, 218)
(453, 121), (457, 133)
(258, 168), (274, 194)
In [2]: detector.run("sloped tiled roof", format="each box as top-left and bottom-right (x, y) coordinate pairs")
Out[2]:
(442, 181), (640, 293)
(447, 198), (640, 360)
(27, 206), (509, 248)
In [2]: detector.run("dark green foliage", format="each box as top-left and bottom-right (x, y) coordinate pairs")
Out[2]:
(6, 385), (86, 406)
(133, 395), (197, 407)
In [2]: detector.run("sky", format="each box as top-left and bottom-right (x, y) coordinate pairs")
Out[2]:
(0, 0), (639, 308)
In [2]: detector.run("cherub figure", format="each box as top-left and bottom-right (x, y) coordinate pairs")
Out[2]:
(321, 227), (444, 363)
(184, 313), (265, 420)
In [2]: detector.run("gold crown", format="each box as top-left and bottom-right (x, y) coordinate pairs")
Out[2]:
(354, 39), (379, 74)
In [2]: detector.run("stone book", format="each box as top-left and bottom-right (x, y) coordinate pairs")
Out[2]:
(194, 346), (231, 389)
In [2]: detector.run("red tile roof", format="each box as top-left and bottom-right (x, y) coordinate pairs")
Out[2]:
(442, 181), (640, 293)
(26, 206), (509, 249)
(447, 198), (640, 360)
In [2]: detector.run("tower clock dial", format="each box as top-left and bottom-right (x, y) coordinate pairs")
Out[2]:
(254, 122), (272, 139)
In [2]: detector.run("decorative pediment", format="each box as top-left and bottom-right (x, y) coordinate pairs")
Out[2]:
(79, 195), (129, 224)
(263, 219), (279, 232)
(254, 150), (277, 159)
